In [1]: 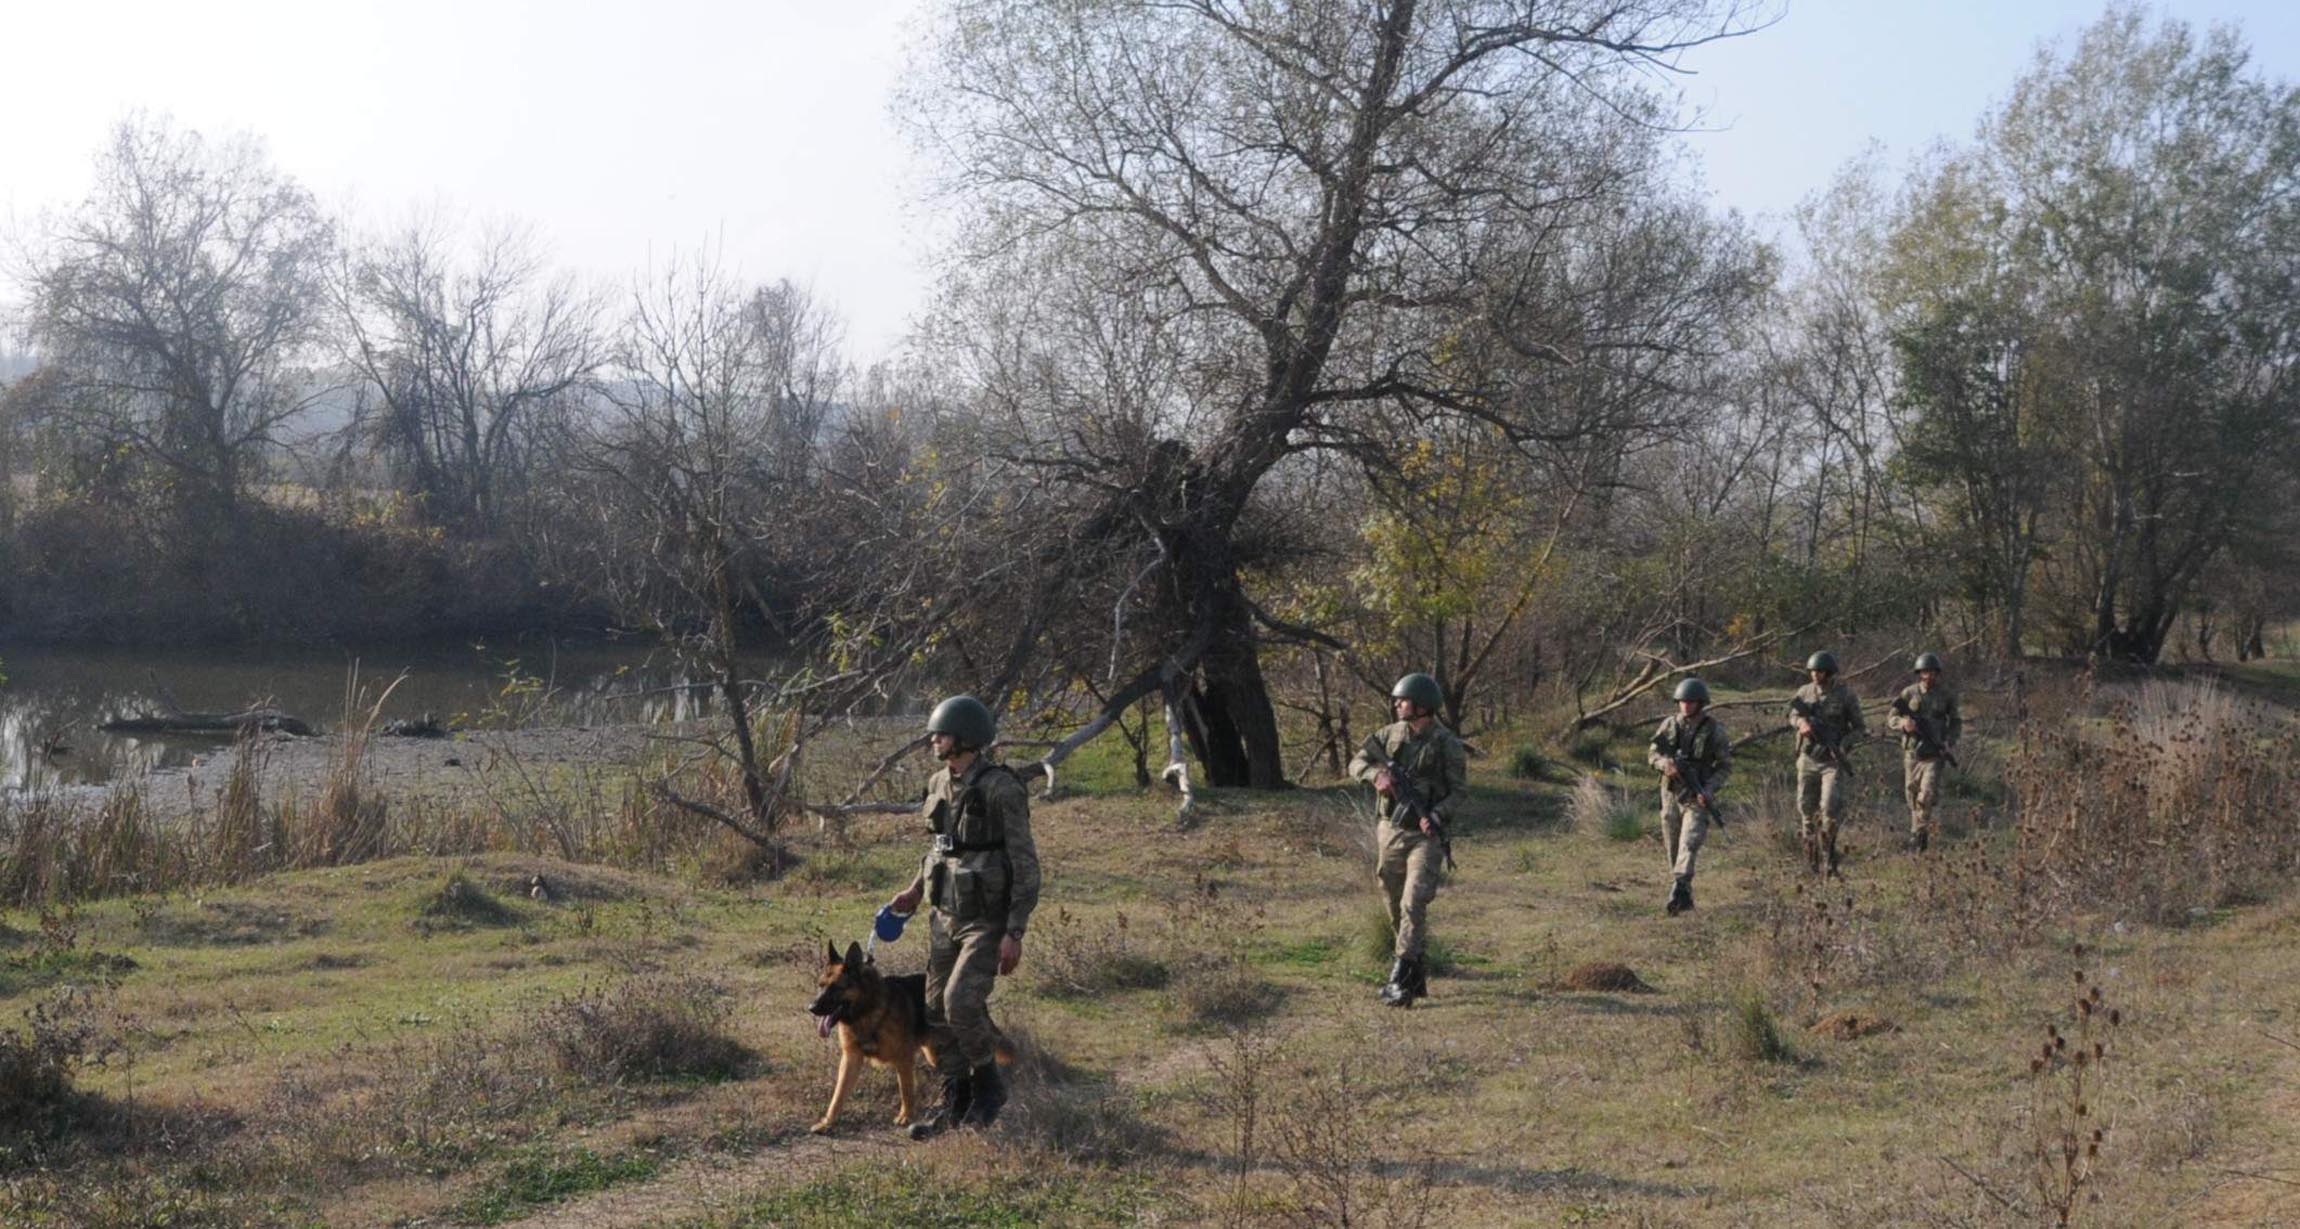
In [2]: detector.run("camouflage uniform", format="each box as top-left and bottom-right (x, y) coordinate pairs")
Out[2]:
(918, 758), (1040, 1072)
(1348, 720), (1467, 963)
(1647, 711), (1731, 882)
(1790, 681), (1865, 867)
(1895, 682), (1962, 842)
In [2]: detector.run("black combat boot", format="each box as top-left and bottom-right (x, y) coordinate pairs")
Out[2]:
(1378, 956), (1410, 1005)
(1403, 957), (1428, 1005)
(1385, 957), (1424, 1009)
(1909, 828), (1930, 853)
(907, 1070), (972, 1141)
(1666, 875), (1694, 916)
(1802, 833), (1823, 875)
(1823, 831), (1842, 877)
(959, 1062), (1006, 1128)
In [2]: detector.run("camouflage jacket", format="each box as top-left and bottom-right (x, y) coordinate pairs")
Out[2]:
(1894, 683), (1963, 759)
(1789, 681), (1866, 765)
(1349, 720), (1468, 825)
(1647, 711), (1731, 795)
(919, 758), (1041, 936)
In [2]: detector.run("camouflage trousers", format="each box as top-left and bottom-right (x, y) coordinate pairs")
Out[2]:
(1904, 752), (1945, 837)
(1796, 755), (1850, 841)
(1375, 819), (1443, 961)
(1660, 790), (1709, 879)
(925, 910), (1004, 1070)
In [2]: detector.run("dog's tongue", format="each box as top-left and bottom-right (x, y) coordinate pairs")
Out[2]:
(815, 1013), (834, 1040)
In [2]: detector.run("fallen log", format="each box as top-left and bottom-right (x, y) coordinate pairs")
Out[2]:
(101, 707), (316, 738)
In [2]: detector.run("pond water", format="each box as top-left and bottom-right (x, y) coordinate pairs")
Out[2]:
(0, 640), (731, 792)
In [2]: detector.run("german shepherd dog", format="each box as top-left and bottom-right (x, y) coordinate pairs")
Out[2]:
(807, 940), (1015, 1134)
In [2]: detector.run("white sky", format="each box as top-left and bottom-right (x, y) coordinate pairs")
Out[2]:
(2, 1), (2295, 366)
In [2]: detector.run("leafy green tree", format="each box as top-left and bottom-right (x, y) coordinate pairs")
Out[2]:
(1883, 8), (2300, 662)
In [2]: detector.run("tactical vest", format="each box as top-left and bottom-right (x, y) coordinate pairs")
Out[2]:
(1378, 724), (1454, 823)
(1656, 715), (1722, 770)
(925, 763), (1019, 924)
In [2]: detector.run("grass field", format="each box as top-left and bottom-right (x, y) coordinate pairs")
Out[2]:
(2, 677), (2297, 1227)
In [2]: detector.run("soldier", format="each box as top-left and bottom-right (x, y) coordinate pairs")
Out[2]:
(885, 695), (1041, 1138)
(1348, 673), (1467, 1009)
(1648, 677), (1730, 916)
(1789, 651), (1865, 876)
(1894, 652), (1963, 852)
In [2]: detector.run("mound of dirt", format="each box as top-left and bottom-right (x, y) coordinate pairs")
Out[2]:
(1559, 962), (1653, 993)
(1809, 1011), (1898, 1040)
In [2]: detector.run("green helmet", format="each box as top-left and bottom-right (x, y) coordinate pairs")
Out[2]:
(1391, 673), (1444, 713)
(926, 695), (996, 749)
(1672, 678), (1711, 705)
(1805, 651), (1839, 674)
(1914, 652), (1944, 673)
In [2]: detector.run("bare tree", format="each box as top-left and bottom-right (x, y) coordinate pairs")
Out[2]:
(20, 117), (336, 523)
(340, 214), (604, 532)
(911, 0), (1772, 787)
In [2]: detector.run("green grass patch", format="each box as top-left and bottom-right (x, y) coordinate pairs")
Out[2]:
(1602, 805), (1646, 843)
(454, 1145), (662, 1225)
(712, 1165), (1144, 1228)
(0, 946), (136, 997)
(1256, 936), (1342, 968)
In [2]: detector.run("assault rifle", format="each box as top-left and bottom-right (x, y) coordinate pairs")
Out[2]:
(1359, 734), (1455, 870)
(1664, 754), (1726, 827)
(1788, 696), (1855, 770)
(1890, 694), (1958, 767)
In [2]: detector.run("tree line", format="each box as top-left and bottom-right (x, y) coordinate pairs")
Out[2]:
(2, 3), (2294, 801)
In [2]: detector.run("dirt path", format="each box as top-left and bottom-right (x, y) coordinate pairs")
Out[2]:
(496, 1130), (910, 1229)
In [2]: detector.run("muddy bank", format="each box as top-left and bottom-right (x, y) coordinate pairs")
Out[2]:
(66, 725), (659, 823)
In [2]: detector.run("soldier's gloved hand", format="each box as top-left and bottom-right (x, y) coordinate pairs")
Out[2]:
(1661, 759), (1680, 779)
(1419, 817), (1437, 838)
(997, 934), (1022, 976)
(890, 885), (923, 915)
(1796, 718), (1814, 738)
(1373, 768), (1397, 798)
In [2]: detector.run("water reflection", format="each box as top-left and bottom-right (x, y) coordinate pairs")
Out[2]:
(0, 642), (742, 793)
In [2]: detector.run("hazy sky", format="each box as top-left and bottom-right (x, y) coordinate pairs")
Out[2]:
(3, 1), (2295, 365)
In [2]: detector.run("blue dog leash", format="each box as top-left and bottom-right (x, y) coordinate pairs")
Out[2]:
(864, 902), (913, 961)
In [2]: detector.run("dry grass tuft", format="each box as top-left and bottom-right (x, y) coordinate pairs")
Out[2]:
(417, 870), (524, 929)
(1809, 1010), (1899, 1041)
(1558, 961), (1652, 993)
(1031, 907), (1171, 998)
(532, 972), (758, 1084)
(1728, 989), (1796, 1065)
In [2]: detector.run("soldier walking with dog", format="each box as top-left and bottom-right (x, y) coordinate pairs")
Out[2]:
(1790, 651), (1865, 876)
(1894, 652), (1963, 852)
(885, 695), (1041, 1138)
(1348, 673), (1467, 1009)
(1648, 677), (1730, 916)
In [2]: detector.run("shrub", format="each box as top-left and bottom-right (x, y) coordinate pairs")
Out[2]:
(0, 986), (123, 1134)
(2006, 678), (2300, 929)
(1507, 745), (1548, 779)
(534, 973), (756, 1084)
(1032, 908), (1170, 998)
(1728, 989), (1795, 1065)
(419, 871), (524, 929)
